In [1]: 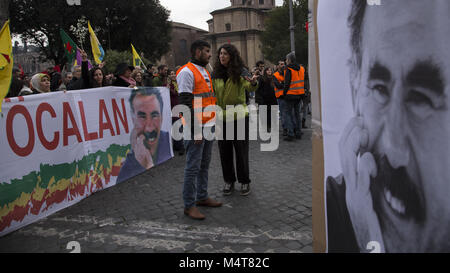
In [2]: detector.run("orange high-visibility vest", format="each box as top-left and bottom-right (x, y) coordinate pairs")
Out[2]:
(273, 71), (285, 99)
(285, 66), (305, 96)
(177, 62), (216, 125)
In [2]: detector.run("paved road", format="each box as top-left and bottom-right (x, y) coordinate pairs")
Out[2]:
(0, 113), (313, 253)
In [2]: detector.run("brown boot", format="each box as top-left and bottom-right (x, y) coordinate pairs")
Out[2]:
(184, 207), (205, 220)
(196, 198), (223, 207)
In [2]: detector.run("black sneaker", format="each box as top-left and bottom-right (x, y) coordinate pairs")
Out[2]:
(223, 183), (234, 196)
(282, 129), (288, 136)
(240, 184), (250, 196)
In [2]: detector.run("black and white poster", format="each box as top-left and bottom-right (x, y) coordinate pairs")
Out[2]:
(319, 0), (450, 252)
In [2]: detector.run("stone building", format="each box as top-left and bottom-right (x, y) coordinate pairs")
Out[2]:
(205, 0), (276, 69)
(12, 43), (54, 75)
(158, 22), (208, 69)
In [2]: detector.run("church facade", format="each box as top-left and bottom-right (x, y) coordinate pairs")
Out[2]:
(205, 0), (276, 69)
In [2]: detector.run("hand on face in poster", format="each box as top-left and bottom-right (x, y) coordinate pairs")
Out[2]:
(131, 127), (154, 169)
(339, 116), (385, 252)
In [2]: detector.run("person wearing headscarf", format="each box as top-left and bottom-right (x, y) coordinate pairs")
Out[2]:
(20, 73), (51, 96)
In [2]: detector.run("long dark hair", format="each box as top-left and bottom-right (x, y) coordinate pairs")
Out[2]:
(262, 67), (274, 88)
(212, 44), (245, 84)
(89, 66), (106, 88)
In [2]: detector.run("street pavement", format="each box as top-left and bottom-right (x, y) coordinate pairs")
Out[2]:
(0, 111), (313, 253)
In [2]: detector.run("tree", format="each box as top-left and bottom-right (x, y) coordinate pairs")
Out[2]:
(261, 0), (308, 66)
(9, 0), (171, 67)
(102, 49), (150, 75)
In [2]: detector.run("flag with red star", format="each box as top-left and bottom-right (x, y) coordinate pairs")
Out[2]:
(0, 20), (13, 111)
(60, 29), (78, 64)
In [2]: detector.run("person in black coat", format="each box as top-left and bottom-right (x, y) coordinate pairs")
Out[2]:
(113, 63), (136, 87)
(259, 67), (278, 131)
(7, 68), (23, 97)
(79, 49), (107, 89)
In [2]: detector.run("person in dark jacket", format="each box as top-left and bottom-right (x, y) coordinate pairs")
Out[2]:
(282, 52), (304, 141)
(78, 49), (107, 89)
(7, 68), (23, 97)
(168, 69), (185, 155)
(152, 64), (168, 87)
(67, 65), (83, 90)
(113, 63), (136, 87)
(48, 66), (61, 92)
(259, 67), (278, 131)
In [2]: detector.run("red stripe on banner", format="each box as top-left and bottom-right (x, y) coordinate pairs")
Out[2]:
(4, 98), (11, 103)
(112, 165), (121, 176)
(18, 96), (24, 102)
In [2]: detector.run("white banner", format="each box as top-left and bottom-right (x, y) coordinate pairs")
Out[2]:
(0, 86), (173, 236)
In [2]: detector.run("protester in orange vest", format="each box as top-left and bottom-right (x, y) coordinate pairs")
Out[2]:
(273, 60), (287, 136)
(282, 52), (305, 141)
(176, 40), (222, 220)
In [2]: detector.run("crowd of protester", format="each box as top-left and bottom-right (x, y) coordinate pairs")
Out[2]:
(5, 50), (174, 98)
(4, 39), (310, 220)
(4, 45), (310, 160)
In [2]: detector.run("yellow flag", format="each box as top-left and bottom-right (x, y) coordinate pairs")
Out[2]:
(131, 44), (147, 70)
(88, 21), (105, 65)
(0, 20), (13, 112)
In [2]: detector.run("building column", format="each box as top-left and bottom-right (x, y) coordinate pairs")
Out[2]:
(240, 32), (248, 66)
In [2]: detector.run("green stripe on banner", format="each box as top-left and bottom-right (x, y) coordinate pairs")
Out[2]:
(0, 144), (130, 207)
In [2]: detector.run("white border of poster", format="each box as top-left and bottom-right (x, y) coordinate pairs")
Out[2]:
(319, 0), (450, 253)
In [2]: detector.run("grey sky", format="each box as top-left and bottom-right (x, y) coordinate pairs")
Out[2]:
(159, 0), (284, 31)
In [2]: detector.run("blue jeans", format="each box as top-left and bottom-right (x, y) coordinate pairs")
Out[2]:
(183, 137), (214, 209)
(282, 99), (302, 137)
(278, 98), (286, 130)
(301, 100), (309, 121)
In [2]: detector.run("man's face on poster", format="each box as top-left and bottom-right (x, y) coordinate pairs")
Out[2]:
(131, 94), (162, 158)
(354, 1), (450, 252)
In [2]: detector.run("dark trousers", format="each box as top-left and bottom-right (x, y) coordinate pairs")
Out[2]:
(172, 117), (185, 152)
(217, 116), (251, 185)
(258, 104), (275, 131)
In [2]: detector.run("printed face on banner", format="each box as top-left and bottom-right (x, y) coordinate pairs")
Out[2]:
(116, 87), (172, 184)
(324, 0), (450, 253)
(131, 93), (162, 161)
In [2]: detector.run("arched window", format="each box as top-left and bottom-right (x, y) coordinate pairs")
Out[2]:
(180, 39), (188, 56)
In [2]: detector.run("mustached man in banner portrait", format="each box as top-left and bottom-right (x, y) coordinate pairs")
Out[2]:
(319, 0), (450, 252)
(117, 87), (173, 183)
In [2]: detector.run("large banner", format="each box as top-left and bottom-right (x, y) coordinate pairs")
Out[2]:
(319, 0), (450, 252)
(0, 87), (173, 236)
